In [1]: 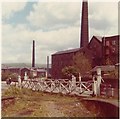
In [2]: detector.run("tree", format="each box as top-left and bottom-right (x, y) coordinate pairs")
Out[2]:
(9, 73), (19, 82)
(62, 66), (78, 79)
(73, 52), (92, 76)
(2, 71), (19, 81)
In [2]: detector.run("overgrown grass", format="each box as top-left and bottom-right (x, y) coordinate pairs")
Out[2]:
(3, 86), (23, 97)
(2, 86), (79, 117)
(2, 86), (105, 117)
(2, 87), (46, 117)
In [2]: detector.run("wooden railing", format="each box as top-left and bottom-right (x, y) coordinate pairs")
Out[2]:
(19, 79), (94, 96)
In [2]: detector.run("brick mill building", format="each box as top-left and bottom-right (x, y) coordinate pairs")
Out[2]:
(52, 1), (119, 79)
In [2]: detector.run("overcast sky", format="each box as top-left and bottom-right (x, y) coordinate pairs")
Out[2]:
(1, 0), (118, 64)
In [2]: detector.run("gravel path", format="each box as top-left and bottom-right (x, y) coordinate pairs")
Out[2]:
(41, 101), (65, 117)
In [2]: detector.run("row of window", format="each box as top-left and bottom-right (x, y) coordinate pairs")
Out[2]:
(106, 40), (116, 46)
(89, 40), (117, 50)
(105, 47), (116, 55)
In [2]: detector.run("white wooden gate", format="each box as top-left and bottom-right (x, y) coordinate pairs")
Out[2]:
(20, 79), (93, 96)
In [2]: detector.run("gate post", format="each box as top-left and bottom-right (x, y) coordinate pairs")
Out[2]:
(69, 80), (72, 93)
(79, 73), (82, 93)
(92, 75), (97, 96)
(59, 83), (61, 93)
(71, 75), (76, 91)
(96, 68), (102, 96)
(18, 75), (21, 89)
(24, 72), (28, 80)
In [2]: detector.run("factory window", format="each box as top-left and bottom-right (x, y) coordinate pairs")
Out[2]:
(106, 41), (110, 46)
(112, 40), (116, 45)
(106, 49), (109, 55)
(112, 47), (116, 53)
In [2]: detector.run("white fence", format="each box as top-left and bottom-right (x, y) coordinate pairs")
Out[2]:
(18, 79), (94, 96)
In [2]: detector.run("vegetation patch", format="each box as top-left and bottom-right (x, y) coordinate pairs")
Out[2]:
(2, 86), (109, 117)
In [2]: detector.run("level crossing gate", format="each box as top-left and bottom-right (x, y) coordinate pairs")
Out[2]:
(18, 79), (93, 96)
(9, 68), (114, 97)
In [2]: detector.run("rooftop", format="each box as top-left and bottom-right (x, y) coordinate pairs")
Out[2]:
(91, 65), (115, 72)
(52, 35), (119, 56)
(94, 36), (103, 42)
(53, 48), (80, 55)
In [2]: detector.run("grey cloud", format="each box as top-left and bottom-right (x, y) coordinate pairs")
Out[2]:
(90, 18), (112, 30)
(27, 2), (81, 31)
(88, 2), (118, 36)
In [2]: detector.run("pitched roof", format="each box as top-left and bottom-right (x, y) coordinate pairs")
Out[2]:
(52, 35), (119, 56)
(103, 35), (119, 39)
(37, 69), (46, 72)
(91, 65), (115, 72)
(94, 36), (103, 42)
(53, 48), (81, 55)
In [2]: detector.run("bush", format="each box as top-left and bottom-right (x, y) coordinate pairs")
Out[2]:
(62, 66), (78, 79)
(3, 86), (36, 97)
(2, 71), (19, 81)
(9, 73), (19, 82)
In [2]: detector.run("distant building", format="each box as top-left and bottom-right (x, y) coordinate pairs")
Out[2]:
(36, 68), (47, 78)
(2, 67), (32, 79)
(2, 67), (47, 80)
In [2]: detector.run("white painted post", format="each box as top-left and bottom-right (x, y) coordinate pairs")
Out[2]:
(18, 75), (21, 89)
(71, 75), (76, 91)
(92, 75), (97, 96)
(69, 80), (72, 92)
(45, 71), (47, 79)
(97, 68), (102, 96)
(24, 72), (28, 80)
(59, 81), (62, 93)
(111, 88), (114, 97)
(79, 73), (82, 93)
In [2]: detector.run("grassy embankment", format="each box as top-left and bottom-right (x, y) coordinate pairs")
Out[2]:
(2, 86), (104, 117)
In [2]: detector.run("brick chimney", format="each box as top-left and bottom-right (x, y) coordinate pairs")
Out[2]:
(32, 40), (35, 68)
(80, 0), (89, 48)
(47, 56), (49, 77)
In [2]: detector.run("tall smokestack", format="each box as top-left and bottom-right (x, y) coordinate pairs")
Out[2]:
(80, 0), (89, 48)
(47, 56), (49, 77)
(32, 40), (35, 68)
